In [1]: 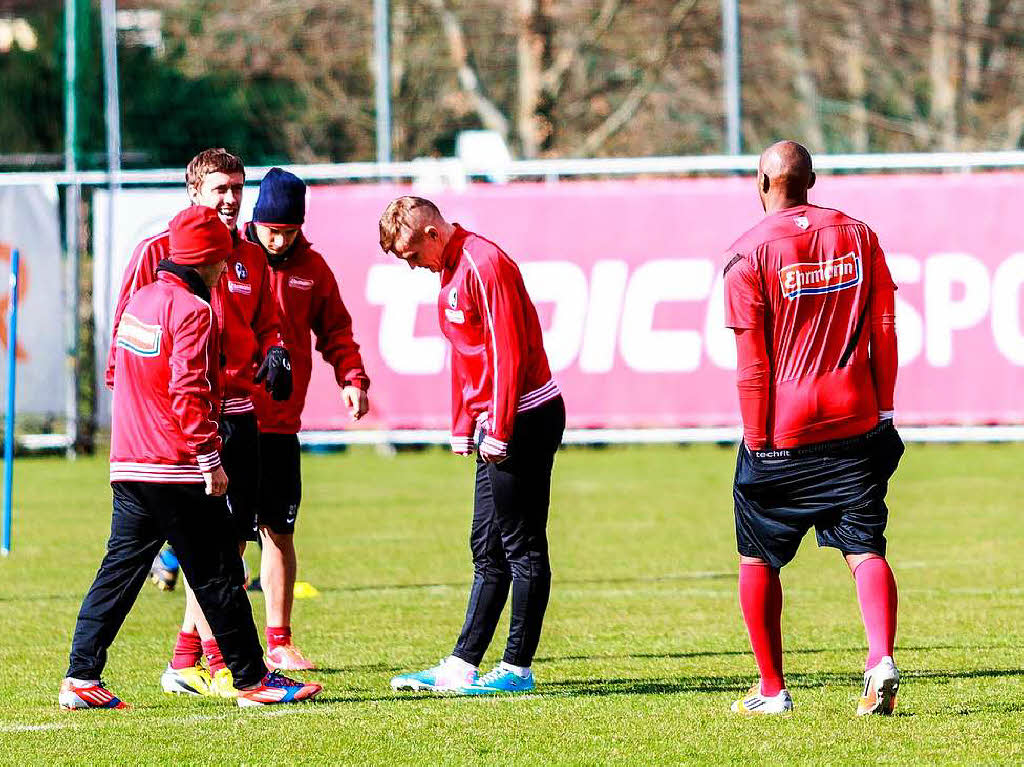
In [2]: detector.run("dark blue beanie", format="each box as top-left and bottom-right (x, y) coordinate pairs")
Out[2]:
(253, 167), (306, 226)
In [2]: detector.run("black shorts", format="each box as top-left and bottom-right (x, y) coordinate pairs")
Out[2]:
(258, 432), (302, 535)
(733, 421), (904, 570)
(220, 412), (260, 542)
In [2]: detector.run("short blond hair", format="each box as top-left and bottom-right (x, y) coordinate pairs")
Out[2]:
(185, 148), (245, 191)
(378, 196), (441, 252)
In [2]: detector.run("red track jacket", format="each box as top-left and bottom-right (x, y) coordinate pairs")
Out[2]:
(439, 226), (559, 457)
(109, 266), (222, 483)
(107, 228), (284, 414)
(244, 226), (369, 434)
(724, 204), (898, 449)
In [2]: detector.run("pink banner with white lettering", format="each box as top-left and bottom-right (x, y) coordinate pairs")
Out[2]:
(300, 172), (1024, 431)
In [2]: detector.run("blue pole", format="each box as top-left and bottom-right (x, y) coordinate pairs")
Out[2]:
(2, 248), (19, 556)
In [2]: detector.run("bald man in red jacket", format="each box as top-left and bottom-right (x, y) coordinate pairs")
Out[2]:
(723, 141), (903, 717)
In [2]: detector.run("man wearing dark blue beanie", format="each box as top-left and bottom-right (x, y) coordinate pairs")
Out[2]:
(253, 167), (307, 230)
(244, 168), (370, 672)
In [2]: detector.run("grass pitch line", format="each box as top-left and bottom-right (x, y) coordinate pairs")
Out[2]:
(0, 722), (76, 733)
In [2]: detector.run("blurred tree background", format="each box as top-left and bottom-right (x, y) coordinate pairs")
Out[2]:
(0, 0), (1021, 170)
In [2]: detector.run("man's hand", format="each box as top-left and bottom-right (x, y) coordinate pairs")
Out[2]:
(342, 386), (369, 420)
(478, 435), (508, 464)
(203, 466), (228, 496)
(254, 346), (293, 401)
(450, 435), (474, 456)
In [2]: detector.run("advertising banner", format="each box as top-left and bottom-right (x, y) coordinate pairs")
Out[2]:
(0, 185), (66, 416)
(95, 172), (1024, 432)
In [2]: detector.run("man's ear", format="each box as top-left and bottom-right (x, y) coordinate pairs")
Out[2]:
(424, 224), (439, 240)
(186, 185), (200, 205)
(807, 171), (816, 190)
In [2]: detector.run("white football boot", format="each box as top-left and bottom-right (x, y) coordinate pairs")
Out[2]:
(731, 683), (794, 714)
(857, 656), (899, 716)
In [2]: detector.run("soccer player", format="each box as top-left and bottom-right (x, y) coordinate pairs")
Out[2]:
(243, 168), (370, 670)
(379, 197), (565, 695)
(60, 207), (321, 709)
(106, 148), (293, 697)
(723, 141), (903, 716)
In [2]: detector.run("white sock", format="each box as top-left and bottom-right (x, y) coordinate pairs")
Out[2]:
(500, 661), (530, 678)
(445, 655), (477, 674)
(67, 676), (100, 686)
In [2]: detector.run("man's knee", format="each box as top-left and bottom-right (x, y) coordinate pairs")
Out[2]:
(472, 553), (511, 580)
(844, 550), (884, 574)
(260, 526), (294, 551)
(508, 549), (550, 582)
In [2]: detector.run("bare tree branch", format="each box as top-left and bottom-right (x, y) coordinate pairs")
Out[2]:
(575, 0), (699, 157)
(421, 0), (511, 140)
(1005, 106), (1024, 150)
(542, 0), (622, 98)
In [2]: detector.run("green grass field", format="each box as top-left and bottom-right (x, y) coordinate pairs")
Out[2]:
(1, 444), (1022, 765)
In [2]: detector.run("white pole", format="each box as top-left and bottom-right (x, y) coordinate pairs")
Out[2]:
(721, 0), (742, 154)
(100, 0), (121, 371)
(374, 0), (392, 163)
(63, 0), (80, 458)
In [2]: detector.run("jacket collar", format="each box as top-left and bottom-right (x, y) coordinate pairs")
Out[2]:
(441, 224), (470, 272)
(245, 221), (310, 270)
(156, 259), (211, 303)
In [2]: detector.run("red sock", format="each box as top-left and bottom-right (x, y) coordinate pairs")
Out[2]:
(201, 638), (226, 674)
(854, 557), (898, 669)
(171, 631), (202, 670)
(266, 625), (291, 651)
(738, 562), (785, 696)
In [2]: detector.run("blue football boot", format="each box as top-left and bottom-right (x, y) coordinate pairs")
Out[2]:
(390, 657), (477, 692)
(460, 665), (535, 695)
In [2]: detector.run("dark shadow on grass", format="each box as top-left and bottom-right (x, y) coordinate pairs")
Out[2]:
(537, 667), (1024, 699)
(310, 571), (734, 596)
(314, 663), (404, 675)
(534, 644), (994, 664)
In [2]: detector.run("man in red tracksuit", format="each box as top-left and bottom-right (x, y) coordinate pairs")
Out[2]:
(723, 141), (903, 716)
(243, 168), (370, 671)
(379, 196), (565, 696)
(61, 207), (320, 709)
(106, 149), (294, 697)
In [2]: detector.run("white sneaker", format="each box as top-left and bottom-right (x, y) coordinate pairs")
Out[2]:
(731, 683), (794, 714)
(390, 656), (478, 692)
(857, 656), (899, 716)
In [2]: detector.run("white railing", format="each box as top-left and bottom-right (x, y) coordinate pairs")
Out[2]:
(298, 425), (1024, 448)
(1, 150), (1024, 187)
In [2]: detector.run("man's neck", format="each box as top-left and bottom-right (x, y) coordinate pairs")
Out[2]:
(764, 195), (808, 215)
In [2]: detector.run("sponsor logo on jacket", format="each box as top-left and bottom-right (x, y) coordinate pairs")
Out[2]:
(289, 276), (314, 291)
(445, 287), (464, 323)
(116, 312), (162, 357)
(227, 281), (252, 295)
(779, 252), (861, 299)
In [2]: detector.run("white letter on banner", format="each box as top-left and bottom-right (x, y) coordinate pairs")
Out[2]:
(365, 264), (445, 374)
(579, 260), (628, 373)
(620, 259), (713, 372)
(704, 269), (736, 369)
(886, 255), (923, 366)
(924, 253), (991, 367)
(991, 253), (1024, 364)
(521, 261), (587, 373)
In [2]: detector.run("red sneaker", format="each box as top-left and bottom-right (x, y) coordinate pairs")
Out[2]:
(236, 671), (322, 707)
(59, 678), (128, 710)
